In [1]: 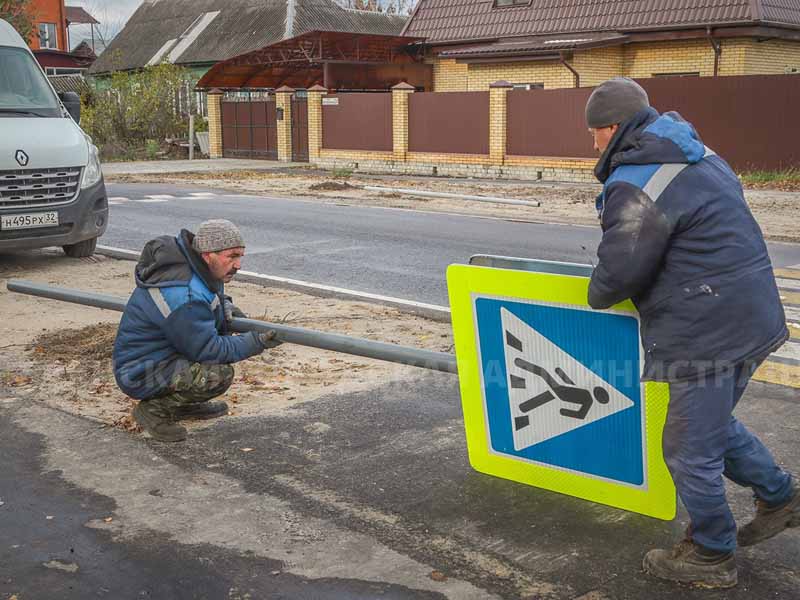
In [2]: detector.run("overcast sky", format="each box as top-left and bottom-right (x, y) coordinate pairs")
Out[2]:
(67, 0), (144, 49)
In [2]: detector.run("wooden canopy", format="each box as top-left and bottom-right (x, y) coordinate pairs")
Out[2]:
(196, 30), (432, 91)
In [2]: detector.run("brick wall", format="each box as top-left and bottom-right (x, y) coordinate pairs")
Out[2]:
(207, 92), (223, 159)
(28, 0), (67, 51)
(430, 58), (469, 92)
(430, 38), (800, 91)
(622, 39), (716, 77)
(741, 39), (800, 74)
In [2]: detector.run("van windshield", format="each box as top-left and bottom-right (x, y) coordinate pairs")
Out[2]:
(0, 46), (62, 117)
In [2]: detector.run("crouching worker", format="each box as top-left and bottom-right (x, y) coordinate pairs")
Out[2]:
(113, 219), (281, 442)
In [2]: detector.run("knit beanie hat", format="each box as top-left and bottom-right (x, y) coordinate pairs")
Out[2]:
(585, 77), (650, 128)
(192, 219), (245, 253)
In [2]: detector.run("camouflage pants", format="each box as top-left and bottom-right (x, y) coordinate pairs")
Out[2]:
(149, 363), (234, 415)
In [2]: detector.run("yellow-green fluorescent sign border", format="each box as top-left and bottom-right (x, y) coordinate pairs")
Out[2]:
(447, 264), (676, 520)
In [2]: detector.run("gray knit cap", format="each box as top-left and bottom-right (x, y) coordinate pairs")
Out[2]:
(585, 77), (650, 128)
(192, 219), (245, 253)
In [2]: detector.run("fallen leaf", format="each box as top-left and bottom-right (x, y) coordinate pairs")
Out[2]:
(429, 570), (448, 582)
(104, 517), (113, 523)
(9, 375), (32, 387)
(241, 448), (254, 453)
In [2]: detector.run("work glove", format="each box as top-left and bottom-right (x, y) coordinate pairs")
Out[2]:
(258, 330), (283, 350)
(223, 296), (247, 322)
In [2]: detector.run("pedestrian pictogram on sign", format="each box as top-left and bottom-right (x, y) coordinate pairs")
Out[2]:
(447, 258), (675, 520)
(501, 308), (634, 451)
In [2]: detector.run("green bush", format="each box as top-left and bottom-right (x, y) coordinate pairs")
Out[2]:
(82, 63), (195, 160)
(144, 139), (160, 160)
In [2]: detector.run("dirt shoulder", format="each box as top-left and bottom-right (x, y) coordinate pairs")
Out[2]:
(0, 251), (452, 435)
(108, 169), (800, 243)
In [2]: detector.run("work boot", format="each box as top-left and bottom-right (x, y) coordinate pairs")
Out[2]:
(738, 485), (800, 547)
(173, 401), (229, 421)
(133, 401), (187, 442)
(643, 539), (737, 589)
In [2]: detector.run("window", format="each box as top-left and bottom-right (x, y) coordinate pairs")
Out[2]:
(494, 0), (531, 7)
(47, 67), (85, 76)
(512, 83), (544, 90)
(38, 23), (58, 49)
(652, 72), (700, 78)
(0, 46), (61, 115)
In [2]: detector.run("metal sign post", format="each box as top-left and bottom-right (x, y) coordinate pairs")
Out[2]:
(447, 256), (675, 520)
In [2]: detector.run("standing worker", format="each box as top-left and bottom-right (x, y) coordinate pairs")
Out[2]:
(585, 78), (797, 588)
(113, 219), (281, 442)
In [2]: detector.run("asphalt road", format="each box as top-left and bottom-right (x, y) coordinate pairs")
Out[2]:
(103, 183), (800, 306)
(3, 374), (799, 600)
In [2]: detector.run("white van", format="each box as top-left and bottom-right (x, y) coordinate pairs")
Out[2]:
(0, 18), (107, 257)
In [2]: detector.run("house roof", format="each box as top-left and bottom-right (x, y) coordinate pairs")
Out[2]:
(438, 32), (630, 59)
(403, 0), (800, 45)
(48, 74), (93, 96)
(65, 6), (99, 25)
(90, 0), (407, 75)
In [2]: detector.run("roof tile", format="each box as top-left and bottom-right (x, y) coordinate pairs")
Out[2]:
(406, 0), (796, 42)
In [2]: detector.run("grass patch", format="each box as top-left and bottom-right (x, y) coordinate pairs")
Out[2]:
(331, 168), (353, 179)
(740, 168), (800, 190)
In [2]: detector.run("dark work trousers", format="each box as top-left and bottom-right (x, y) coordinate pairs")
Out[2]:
(664, 359), (793, 553)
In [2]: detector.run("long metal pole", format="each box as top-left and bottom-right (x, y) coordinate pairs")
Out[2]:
(7, 280), (458, 375)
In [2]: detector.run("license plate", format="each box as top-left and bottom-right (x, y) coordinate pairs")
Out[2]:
(1, 211), (59, 230)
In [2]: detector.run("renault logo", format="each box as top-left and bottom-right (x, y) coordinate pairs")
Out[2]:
(15, 150), (29, 167)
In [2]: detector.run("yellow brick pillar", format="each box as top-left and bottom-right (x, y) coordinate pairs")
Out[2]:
(489, 80), (513, 166)
(275, 86), (294, 162)
(207, 88), (224, 159)
(392, 82), (415, 162)
(307, 84), (327, 161)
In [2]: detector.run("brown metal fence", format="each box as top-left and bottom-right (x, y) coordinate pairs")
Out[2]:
(640, 75), (800, 172)
(221, 95), (278, 160)
(507, 88), (595, 159)
(507, 74), (800, 171)
(322, 93), (392, 152)
(409, 91), (489, 155)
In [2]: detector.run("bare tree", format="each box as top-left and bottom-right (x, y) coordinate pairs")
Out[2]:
(66, 0), (129, 52)
(338, 0), (416, 15)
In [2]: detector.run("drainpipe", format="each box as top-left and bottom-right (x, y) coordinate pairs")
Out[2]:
(707, 27), (722, 76)
(560, 51), (580, 88)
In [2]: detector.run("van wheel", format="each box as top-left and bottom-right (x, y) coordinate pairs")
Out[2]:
(63, 237), (97, 258)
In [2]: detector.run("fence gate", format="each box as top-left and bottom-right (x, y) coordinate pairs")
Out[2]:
(221, 92), (278, 160)
(291, 97), (309, 162)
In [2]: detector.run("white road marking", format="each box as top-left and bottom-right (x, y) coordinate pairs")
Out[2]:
(784, 305), (800, 322)
(236, 270), (451, 314)
(777, 278), (800, 292)
(96, 245), (451, 315)
(771, 340), (800, 362)
(108, 197), (129, 202)
(789, 264), (800, 270)
(145, 194), (175, 200)
(188, 192), (216, 198)
(137, 198), (169, 203)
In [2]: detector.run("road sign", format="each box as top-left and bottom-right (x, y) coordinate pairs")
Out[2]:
(447, 260), (675, 520)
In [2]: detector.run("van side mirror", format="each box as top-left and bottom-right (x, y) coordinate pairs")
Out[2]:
(59, 91), (81, 124)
